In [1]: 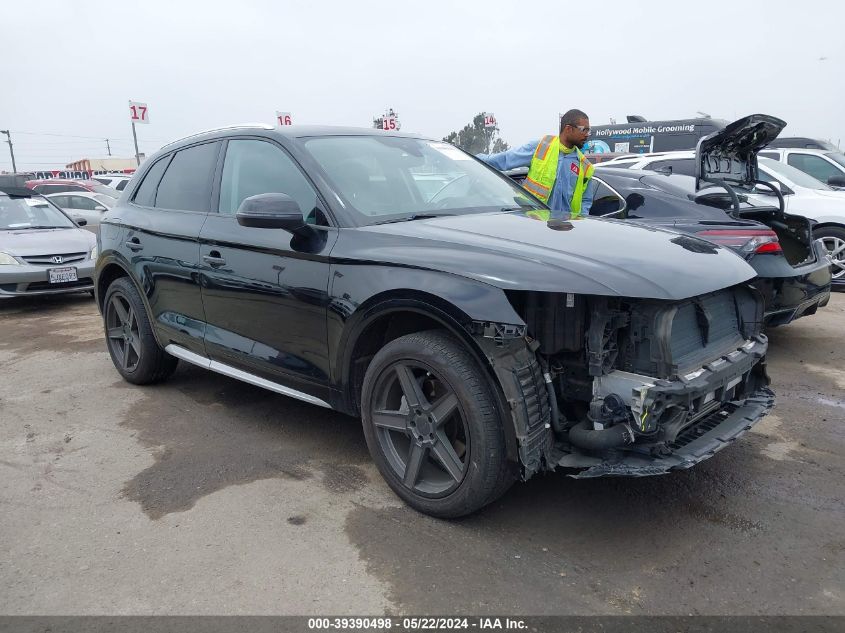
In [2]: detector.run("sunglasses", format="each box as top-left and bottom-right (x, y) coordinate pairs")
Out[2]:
(568, 125), (591, 135)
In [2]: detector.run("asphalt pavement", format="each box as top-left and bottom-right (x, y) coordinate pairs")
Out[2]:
(1, 293), (843, 615)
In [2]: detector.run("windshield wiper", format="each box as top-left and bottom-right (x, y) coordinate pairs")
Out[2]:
(372, 213), (454, 225)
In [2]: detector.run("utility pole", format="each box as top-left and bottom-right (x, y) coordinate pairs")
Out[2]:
(0, 130), (17, 173)
(131, 121), (140, 166)
(105, 139), (112, 156)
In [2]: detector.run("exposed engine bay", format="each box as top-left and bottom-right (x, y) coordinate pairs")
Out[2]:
(475, 284), (774, 480)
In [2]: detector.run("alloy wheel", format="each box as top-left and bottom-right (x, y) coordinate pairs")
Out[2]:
(371, 361), (469, 496)
(820, 236), (845, 280)
(105, 293), (142, 372)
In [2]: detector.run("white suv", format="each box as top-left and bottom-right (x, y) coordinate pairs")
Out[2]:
(758, 147), (845, 189)
(92, 174), (132, 192)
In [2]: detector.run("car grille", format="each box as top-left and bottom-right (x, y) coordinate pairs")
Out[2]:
(25, 278), (93, 292)
(21, 252), (87, 265)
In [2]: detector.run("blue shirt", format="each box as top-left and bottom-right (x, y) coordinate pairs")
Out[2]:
(479, 139), (595, 216)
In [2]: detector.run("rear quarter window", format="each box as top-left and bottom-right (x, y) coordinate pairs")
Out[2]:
(132, 155), (171, 207)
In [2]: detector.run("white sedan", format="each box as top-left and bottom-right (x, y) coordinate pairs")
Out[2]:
(46, 192), (116, 233)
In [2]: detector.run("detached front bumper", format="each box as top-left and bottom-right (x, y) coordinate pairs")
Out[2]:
(560, 334), (774, 477)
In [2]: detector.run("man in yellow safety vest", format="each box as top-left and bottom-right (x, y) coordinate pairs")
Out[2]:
(479, 109), (595, 219)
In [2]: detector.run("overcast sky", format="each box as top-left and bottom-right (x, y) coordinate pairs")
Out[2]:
(1, 0), (843, 170)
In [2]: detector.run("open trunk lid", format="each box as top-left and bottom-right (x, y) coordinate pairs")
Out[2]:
(695, 114), (786, 193)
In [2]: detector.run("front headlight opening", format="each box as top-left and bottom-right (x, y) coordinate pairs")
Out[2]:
(0, 251), (21, 265)
(90, 245), (98, 260)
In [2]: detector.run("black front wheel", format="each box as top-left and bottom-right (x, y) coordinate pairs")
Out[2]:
(103, 277), (178, 384)
(361, 330), (513, 518)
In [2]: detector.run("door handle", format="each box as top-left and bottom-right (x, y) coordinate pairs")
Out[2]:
(124, 238), (143, 252)
(202, 252), (226, 268)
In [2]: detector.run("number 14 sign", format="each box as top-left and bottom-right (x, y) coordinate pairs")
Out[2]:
(129, 101), (150, 124)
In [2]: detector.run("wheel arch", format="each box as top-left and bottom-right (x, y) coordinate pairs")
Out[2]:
(337, 289), (521, 465)
(96, 257), (165, 347)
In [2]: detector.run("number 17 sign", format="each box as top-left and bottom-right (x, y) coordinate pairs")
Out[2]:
(129, 101), (150, 124)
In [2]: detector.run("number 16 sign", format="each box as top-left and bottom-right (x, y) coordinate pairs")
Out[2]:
(129, 101), (150, 124)
(276, 111), (293, 126)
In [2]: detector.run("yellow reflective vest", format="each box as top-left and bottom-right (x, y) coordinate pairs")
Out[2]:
(522, 135), (594, 218)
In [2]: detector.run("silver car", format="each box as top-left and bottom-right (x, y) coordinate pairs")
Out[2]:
(0, 188), (97, 298)
(46, 191), (116, 233)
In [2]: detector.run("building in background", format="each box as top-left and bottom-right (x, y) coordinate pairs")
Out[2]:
(65, 157), (141, 173)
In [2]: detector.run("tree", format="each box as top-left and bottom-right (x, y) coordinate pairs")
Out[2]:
(443, 113), (510, 155)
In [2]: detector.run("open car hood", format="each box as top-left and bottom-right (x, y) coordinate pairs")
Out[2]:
(695, 114), (786, 192)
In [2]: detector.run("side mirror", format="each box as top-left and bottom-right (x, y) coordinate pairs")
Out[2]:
(94, 205), (107, 212)
(236, 193), (309, 234)
(74, 217), (88, 227)
(828, 175), (845, 188)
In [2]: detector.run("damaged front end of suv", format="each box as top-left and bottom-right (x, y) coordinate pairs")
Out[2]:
(474, 283), (773, 481)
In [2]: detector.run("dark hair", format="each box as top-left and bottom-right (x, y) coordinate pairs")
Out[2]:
(560, 109), (588, 133)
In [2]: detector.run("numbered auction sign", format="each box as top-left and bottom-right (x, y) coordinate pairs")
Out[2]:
(381, 116), (399, 131)
(129, 101), (150, 124)
(276, 111), (293, 126)
(483, 113), (497, 128)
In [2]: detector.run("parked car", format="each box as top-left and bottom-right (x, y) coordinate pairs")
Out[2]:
(757, 147), (845, 189)
(47, 191), (116, 233)
(92, 174), (133, 191)
(768, 137), (839, 151)
(0, 187), (97, 297)
(599, 151), (845, 289)
(26, 178), (119, 197)
(95, 124), (773, 518)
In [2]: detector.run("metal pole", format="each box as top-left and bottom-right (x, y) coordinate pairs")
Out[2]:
(105, 139), (112, 156)
(131, 121), (140, 166)
(1, 130), (17, 173)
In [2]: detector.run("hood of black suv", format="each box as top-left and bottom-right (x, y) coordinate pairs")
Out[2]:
(359, 211), (757, 300)
(696, 114), (786, 191)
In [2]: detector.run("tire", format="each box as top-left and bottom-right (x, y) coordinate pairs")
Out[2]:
(361, 330), (514, 518)
(103, 277), (178, 384)
(814, 225), (845, 289)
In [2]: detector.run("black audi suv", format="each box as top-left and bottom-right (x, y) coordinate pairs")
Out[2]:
(95, 125), (773, 517)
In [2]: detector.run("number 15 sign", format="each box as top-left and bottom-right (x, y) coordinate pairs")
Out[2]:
(129, 101), (150, 124)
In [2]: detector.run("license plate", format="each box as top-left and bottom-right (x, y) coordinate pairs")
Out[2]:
(48, 267), (78, 284)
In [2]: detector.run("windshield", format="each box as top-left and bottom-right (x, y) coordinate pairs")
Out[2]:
(826, 152), (845, 168)
(301, 135), (543, 224)
(0, 195), (76, 230)
(759, 157), (833, 191)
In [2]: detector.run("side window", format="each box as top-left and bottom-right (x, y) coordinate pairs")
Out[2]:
(51, 195), (70, 208)
(787, 153), (839, 183)
(589, 181), (625, 216)
(758, 151), (780, 160)
(66, 185), (87, 192)
(154, 142), (221, 211)
(69, 196), (98, 210)
(133, 156), (170, 207)
(218, 139), (320, 223)
(116, 179), (128, 191)
(647, 159), (696, 177)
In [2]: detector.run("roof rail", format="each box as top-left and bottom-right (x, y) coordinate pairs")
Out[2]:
(162, 123), (275, 148)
